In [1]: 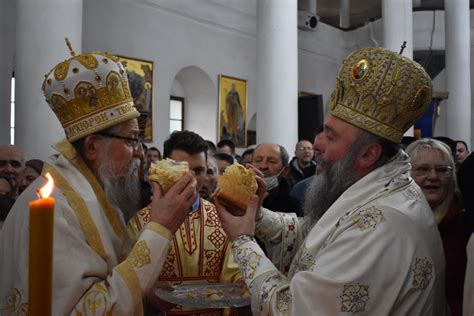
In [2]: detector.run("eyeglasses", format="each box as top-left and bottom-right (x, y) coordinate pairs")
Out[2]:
(412, 164), (453, 178)
(99, 132), (142, 151)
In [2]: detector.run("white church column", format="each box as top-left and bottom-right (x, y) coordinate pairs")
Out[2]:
(256, 0), (298, 153)
(445, 0), (471, 145)
(382, 0), (413, 59)
(382, 0), (413, 136)
(340, 0), (350, 29)
(15, 0), (83, 160)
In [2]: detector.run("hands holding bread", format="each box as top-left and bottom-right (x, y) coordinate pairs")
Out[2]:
(213, 163), (267, 241)
(146, 158), (267, 239)
(148, 159), (197, 234)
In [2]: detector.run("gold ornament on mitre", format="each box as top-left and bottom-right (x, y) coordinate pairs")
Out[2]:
(329, 47), (432, 143)
(42, 38), (140, 142)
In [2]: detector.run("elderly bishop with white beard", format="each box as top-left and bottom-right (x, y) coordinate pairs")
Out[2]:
(0, 42), (197, 314)
(214, 47), (447, 315)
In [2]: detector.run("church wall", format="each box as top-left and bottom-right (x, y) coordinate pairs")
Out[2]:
(82, 0), (355, 150)
(0, 0), (16, 144)
(82, 0), (258, 149)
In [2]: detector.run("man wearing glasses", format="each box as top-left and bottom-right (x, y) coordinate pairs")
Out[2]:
(286, 139), (316, 189)
(0, 48), (197, 314)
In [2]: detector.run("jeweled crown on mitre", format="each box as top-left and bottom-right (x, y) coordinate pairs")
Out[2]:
(329, 47), (432, 143)
(42, 39), (140, 142)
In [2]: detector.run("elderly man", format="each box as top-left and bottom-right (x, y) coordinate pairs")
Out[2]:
(253, 143), (301, 215)
(214, 47), (446, 315)
(128, 130), (242, 315)
(0, 144), (25, 198)
(286, 139), (316, 189)
(0, 47), (196, 314)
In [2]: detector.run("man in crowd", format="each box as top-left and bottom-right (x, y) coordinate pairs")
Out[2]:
(455, 140), (470, 169)
(286, 139), (316, 189)
(214, 47), (446, 314)
(128, 130), (242, 315)
(216, 139), (236, 158)
(147, 146), (162, 164)
(19, 159), (44, 194)
(0, 144), (25, 198)
(253, 143), (301, 215)
(0, 48), (197, 314)
(205, 140), (217, 156)
(143, 146), (161, 180)
(239, 147), (255, 166)
(200, 155), (218, 200)
(214, 152), (234, 175)
(290, 127), (324, 203)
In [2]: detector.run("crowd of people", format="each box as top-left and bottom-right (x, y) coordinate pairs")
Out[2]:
(0, 45), (473, 315)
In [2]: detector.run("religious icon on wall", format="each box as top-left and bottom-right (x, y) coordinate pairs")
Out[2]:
(218, 75), (247, 147)
(117, 55), (154, 142)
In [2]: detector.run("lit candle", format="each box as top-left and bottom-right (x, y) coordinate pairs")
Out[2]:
(28, 172), (55, 315)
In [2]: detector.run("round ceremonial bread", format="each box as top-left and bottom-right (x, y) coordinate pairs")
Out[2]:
(148, 158), (189, 194)
(216, 164), (257, 213)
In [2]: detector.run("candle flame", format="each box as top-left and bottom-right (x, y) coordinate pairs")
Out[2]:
(38, 173), (54, 199)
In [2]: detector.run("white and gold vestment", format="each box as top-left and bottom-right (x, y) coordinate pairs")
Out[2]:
(0, 140), (172, 315)
(233, 151), (447, 315)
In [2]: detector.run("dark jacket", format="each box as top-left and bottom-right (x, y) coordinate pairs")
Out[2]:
(285, 157), (316, 190)
(262, 176), (302, 216)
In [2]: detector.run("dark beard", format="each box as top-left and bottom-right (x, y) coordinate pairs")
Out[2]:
(97, 158), (141, 222)
(303, 145), (361, 226)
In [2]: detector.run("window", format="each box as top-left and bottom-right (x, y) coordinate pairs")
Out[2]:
(10, 75), (15, 144)
(170, 96), (184, 134)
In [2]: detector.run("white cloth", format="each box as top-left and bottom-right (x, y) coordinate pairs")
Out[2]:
(233, 151), (447, 315)
(0, 140), (172, 315)
(464, 233), (474, 316)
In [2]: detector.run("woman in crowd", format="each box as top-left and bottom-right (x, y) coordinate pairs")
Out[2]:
(406, 138), (470, 316)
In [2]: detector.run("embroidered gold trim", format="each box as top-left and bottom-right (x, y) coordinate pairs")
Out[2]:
(2, 288), (28, 315)
(116, 261), (143, 316)
(55, 140), (127, 255)
(353, 206), (386, 231)
(43, 163), (107, 261)
(276, 288), (292, 315)
(340, 283), (369, 313)
(411, 257), (433, 289)
(146, 222), (173, 241)
(128, 240), (151, 268)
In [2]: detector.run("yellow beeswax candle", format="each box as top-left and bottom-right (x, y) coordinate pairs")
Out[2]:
(28, 173), (54, 315)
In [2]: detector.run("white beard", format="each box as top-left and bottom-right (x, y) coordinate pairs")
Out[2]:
(303, 147), (360, 227)
(97, 158), (141, 222)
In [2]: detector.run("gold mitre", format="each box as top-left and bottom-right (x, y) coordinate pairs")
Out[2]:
(329, 47), (432, 143)
(42, 40), (139, 142)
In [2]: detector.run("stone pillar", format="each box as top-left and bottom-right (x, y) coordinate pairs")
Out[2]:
(340, 0), (350, 29)
(256, 0), (298, 153)
(15, 0), (83, 160)
(445, 0), (471, 144)
(382, 0), (414, 136)
(382, 0), (413, 59)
